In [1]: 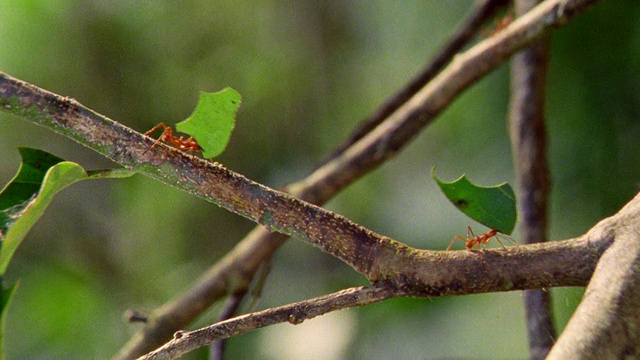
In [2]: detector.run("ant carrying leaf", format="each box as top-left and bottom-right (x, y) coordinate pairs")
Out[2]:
(144, 122), (205, 157)
(432, 168), (518, 251)
(143, 88), (242, 160)
(447, 226), (516, 251)
(482, 15), (514, 37)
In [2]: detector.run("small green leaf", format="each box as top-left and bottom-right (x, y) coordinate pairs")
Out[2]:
(0, 149), (135, 359)
(0, 147), (65, 230)
(0, 280), (18, 360)
(0, 161), (88, 274)
(176, 88), (242, 159)
(0, 148), (136, 274)
(432, 167), (517, 234)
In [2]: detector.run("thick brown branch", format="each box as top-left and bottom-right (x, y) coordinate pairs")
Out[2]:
(138, 227), (618, 360)
(549, 194), (640, 358)
(141, 191), (640, 359)
(0, 71), (406, 280)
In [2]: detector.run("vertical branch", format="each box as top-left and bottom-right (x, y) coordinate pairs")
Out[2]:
(208, 292), (247, 360)
(508, 1), (554, 359)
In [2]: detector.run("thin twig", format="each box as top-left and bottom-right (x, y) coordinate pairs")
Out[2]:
(137, 283), (401, 360)
(208, 292), (247, 360)
(289, 0), (596, 203)
(317, 0), (510, 167)
(508, 0), (555, 358)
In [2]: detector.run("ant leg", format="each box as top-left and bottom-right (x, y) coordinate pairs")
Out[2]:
(467, 226), (477, 239)
(501, 233), (517, 245)
(493, 234), (506, 249)
(143, 123), (172, 155)
(144, 122), (169, 136)
(493, 232), (517, 249)
(447, 235), (468, 251)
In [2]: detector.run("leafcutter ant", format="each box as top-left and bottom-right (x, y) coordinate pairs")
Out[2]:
(144, 122), (202, 156)
(482, 15), (514, 37)
(447, 226), (515, 251)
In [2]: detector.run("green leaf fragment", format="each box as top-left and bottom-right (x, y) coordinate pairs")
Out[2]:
(432, 168), (517, 234)
(176, 88), (242, 159)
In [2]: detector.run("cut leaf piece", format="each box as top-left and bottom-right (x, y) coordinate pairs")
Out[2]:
(433, 168), (517, 234)
(176, 88), (242, 159)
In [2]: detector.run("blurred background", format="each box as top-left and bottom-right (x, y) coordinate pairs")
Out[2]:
(1, 1), (639, 359)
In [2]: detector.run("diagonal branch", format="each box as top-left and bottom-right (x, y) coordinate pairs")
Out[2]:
(142, 191), (640, 359)
(0, 71), (405, 279)
(137, 282), (401, 360)
(318, 0), (510, 167)
(290, 0), (596, 203)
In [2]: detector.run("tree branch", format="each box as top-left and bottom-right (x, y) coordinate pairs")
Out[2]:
(291, 0), (597, 203)
(139, 191), (640, 359)
(509, 0), (555, 357)
(137, 282), (401, 360)
(317, 0), (510, 167)
(0, 0), (600, 358)
(549, 194), (640, 358)
(0, 72), (408, 281)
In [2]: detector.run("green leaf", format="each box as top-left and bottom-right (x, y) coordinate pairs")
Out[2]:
(0, 148), (65, 231)
(0, 162), (87, 274)
(0, 280), (18, 360)
(0, 148), (135, 274)
(176, 88), (242, 159)
(0, 149), (135, 360)
(432, 168), (517, 234)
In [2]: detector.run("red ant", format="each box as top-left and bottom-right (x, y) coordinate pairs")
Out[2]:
(482, 15), (514, 37)
(144, 122), (202, 156)
(446, 226), (515, 251)
(493, 15), (513, 34)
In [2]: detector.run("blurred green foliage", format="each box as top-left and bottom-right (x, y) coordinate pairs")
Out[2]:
(0, 0), (639, 359)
